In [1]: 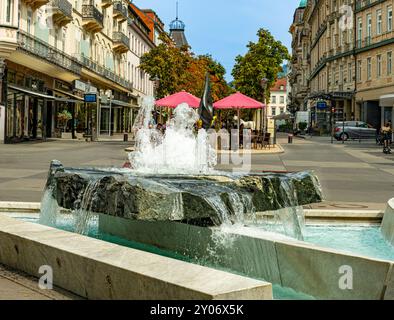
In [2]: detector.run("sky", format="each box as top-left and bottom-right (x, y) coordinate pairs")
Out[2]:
(133, 0), (299, 81)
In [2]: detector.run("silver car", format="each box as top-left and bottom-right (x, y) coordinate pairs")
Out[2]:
(334, 121), (376, 141)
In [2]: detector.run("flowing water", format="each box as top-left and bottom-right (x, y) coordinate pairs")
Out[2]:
(129, 98), (217, 174)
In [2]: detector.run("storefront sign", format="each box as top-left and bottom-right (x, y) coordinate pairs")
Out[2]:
(55, 80), (72, 92)
(74, 80), (97, 93)
(317, 101), (327, 110)
(84, 94), (97, 103)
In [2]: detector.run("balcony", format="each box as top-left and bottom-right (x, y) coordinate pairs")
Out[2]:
(356, 0), (383, 12)
(82, 5), (104, 33)
(49, 0), (73, 28)
(101, 0), (112, 8)
(17, 31), (81, 75)
(22, 0), (49, 10)
(80, 55), (132, 90)
(113, 1), (128, 22)
(112, 32), (130, 54)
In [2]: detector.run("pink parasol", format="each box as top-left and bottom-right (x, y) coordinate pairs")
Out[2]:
(155, 91), (201, 108)
(213, 92), (264, 109)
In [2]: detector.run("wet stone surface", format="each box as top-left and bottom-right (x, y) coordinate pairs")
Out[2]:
(46, 161), (323, 226)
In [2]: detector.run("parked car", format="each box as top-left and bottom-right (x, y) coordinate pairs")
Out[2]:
(334, 121), (376, 141)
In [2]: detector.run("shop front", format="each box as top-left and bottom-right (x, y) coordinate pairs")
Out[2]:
(5, 84), (54, 143)
(3, 65), (56, 143)
(53, 80), (85, 139)
(98, 91), (136, 137)
(379, 94), (394, 138)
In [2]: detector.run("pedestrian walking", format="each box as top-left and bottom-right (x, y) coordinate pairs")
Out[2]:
(381, 122), (392, 154)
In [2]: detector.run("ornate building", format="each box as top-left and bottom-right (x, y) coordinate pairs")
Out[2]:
(0, 0), (163, 143)
(355, 0), (394, 129)
(289, 0), (394, 132)
(288, 0), (310, 114)
(169, 2), (188, 48)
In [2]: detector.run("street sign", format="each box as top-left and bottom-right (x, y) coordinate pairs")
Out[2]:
(84, 94), (97, 103)
(317, 101), (327, 109)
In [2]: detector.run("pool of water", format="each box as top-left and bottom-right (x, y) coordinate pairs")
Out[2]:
(304, 225), (394, 261)
(10, 214), (394, 299)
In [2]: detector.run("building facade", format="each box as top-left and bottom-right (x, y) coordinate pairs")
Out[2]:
(0, 0), (160, 143)
(355, 0), (394, 128)
(268, 78), (288, 117)
(288, 0), (310, 114)
(289, 0), (394, 132)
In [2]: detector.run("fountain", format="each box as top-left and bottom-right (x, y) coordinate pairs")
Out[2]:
(4, 89), (392, 300)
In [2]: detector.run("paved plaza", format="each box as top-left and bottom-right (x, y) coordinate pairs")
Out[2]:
(0, 136), (392, 208)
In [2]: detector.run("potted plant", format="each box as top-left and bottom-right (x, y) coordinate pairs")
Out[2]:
(57, 110), (72, 139)
(298, 121), (308, 135)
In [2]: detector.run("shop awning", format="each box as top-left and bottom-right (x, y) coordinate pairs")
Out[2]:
(380, 94), (394, 107)
(53, 89), (84, 103)
(111, 99), (133, 107)
(8, 84), (55, 100)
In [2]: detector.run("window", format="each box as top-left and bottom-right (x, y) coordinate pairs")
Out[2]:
(348, 63), (352, 82)
(27, 9), (32, 33)
(357, 17), (362, 47)
(271, 107), (276, 116)
(6, 0), (13, 23)
(367, 14), (372, 43)
(377, 55), (382, 78)
(357, 60), (362, 81)
(367, 57), (372, 80)
(280, 96), (284, 104)
(377, 10), (382, 35)
(388, 52), (392, 75)
(272, 96), (276, 104)
(280, 107), (284, 114)
(388, 6), (393, 31)
(340, 65), (344, 84)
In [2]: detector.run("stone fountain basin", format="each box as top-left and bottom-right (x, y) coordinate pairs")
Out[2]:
(98, 212), (394, 300)
(1, 202), (393, 300)
(46, 161), (322, 225)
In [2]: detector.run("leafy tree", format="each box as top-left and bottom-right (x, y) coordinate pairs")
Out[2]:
(232, 28), (290, 103)
(139, 34), (192, 99)
(139, 34), (232, 100)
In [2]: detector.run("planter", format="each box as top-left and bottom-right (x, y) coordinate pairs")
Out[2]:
(61, 132), (72, 139)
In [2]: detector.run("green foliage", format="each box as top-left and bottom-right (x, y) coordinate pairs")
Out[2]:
(298, 122), (308, 131)
(139, 33), (232, 100)
(231, 29), (290, 103)
(57, 110), (72, 132)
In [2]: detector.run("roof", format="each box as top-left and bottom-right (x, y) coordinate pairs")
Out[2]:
(169, 30), (189, 48)
(270, 78), (287, 92)
(170, 18), (186, 31)
(129, 2), (163, 44)
(299, 0), (307, 8)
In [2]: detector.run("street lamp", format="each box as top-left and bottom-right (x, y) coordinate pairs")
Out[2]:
(152, 75), (160, 123)
(106, 89), (113, 137)
(260, 78), (269, 133)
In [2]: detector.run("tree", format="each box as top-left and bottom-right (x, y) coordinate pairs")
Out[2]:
(139, 33), (192, 99)
(232, 29), (290, 103)
(139, 34), (232, 100)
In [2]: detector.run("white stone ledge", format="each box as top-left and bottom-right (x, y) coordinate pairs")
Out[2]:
(0, 215), (272, 300)
(99, 215), (394, 300)
(381, 198), (394, 246)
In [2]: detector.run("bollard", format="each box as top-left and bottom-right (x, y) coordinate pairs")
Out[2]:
(124, 133), (128, 142)
(288, 134), (293, 144)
